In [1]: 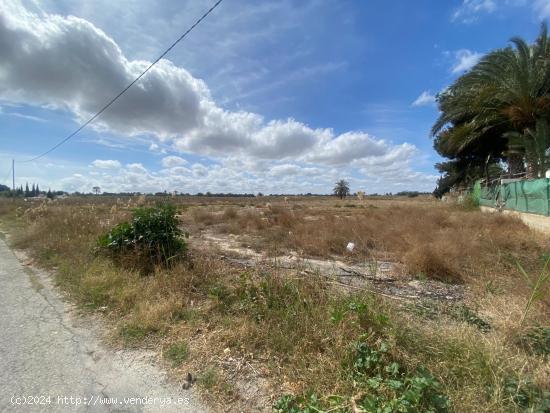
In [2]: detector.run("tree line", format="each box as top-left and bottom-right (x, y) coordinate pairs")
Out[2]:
(0, 183), (62, 199)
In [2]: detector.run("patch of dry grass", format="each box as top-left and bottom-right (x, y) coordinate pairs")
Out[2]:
(188, 200), (549, 289)
(0, 196), (549, 412)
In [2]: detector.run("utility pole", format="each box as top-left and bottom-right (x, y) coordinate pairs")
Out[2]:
(12, 159), (15, 192)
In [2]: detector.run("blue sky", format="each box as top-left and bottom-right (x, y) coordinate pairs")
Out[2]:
(0, 0), (549, 194)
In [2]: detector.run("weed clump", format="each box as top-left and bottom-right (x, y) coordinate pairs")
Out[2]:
(98, 203), (186, 272)
(503, 377), (550, 412)
(405, 301), (492, 333)
(275, 340), (450, 413)
(164, 341), (189, 367)
(517, 326), (550, 356)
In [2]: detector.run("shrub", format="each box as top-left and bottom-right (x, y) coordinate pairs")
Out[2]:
(222, 206), (238, 220)
(98, 203), (186, 271)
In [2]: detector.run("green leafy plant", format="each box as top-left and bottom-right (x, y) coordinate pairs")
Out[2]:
(274, 340), (450, 413)
(503, 377), (550, 412)
(97, 203), (186, 271)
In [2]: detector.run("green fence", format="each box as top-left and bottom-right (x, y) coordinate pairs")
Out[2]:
(478, 178), (550, 216)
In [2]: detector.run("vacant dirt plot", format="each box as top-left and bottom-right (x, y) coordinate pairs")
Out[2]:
(0, 195), (549, 412)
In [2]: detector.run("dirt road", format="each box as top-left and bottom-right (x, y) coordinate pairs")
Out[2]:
(0, 238), (209, 412)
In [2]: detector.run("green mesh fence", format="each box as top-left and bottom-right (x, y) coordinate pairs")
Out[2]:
(478, 178), (550, 216)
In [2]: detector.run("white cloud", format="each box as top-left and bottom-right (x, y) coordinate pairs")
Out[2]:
(452, 0), (497, 22)
(161, 156), (187, 168)
(450, 49), (483, 73)
(306, 132), (390, 165)
(149, 142), (167, 154)
(270, 164), (302, 177)
(91, 159), (121, 169)
(0, 105), (46, 122)
(452, 0), (550, 22)
(411, 91), (436, 107)
(0, 1), (437, 193)
(191, 163), (208, 177)
(0, 1), (210, 139)
(52, 156), (436, 195)
(91, 138), (126, 149)
(126, 163), (148, 174)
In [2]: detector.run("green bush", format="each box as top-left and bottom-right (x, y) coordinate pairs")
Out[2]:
(98, 203), (186, 271)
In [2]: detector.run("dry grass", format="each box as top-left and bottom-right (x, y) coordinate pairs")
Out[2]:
(0, 196), (549, 412)
(184, 199), (549, 290)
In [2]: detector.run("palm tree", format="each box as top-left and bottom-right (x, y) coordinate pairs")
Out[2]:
(433, 23), (550, 181)
(333, 179), (350, 199)
(505, 119), (550, 178)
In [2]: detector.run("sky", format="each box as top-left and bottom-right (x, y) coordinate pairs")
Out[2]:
(0, 0), (549, 194)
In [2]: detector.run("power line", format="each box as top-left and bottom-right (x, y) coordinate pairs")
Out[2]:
(18, 0), (224, 163)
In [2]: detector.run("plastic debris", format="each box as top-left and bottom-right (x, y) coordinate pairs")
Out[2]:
(346, 242), (355, 252)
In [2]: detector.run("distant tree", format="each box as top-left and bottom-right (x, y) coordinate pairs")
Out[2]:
(333, 179), (350, 199)
(25, 182), (30, 197)
(47, 189), (54, 199)
(36, 184), (40, 195)
(92, 186), (101, 195)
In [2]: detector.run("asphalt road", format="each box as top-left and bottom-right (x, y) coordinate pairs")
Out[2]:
(0, 238), (209, 412)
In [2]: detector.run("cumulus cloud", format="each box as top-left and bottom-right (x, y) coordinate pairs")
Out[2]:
(306, 132), (392, 165)
(411, 91), (436, 107)
(126, 163), (148, 174)
(0, 1), (210, 139)
(450, 49), (483, 73)
(161, 156), (187, 168)
(50, 156), (436, 195)
(0, 0), (437, 193)
(91, 159), (121, 169)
